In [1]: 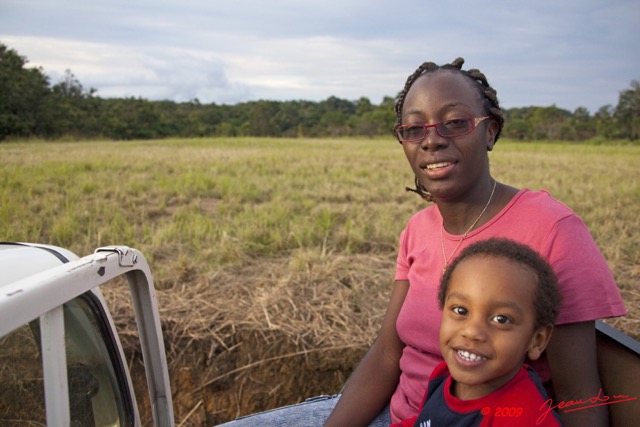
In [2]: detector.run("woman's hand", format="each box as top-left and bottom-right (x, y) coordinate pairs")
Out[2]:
(324, 280), (409, 427)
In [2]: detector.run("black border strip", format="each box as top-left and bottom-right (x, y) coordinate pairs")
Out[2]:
(0, 242), (70, 264)
(596, 319), (640, 355)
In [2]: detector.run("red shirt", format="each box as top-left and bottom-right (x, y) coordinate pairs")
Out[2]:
(391, 362), (563, 426)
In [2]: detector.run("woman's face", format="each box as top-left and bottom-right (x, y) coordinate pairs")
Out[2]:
(399, 71), (498, 202)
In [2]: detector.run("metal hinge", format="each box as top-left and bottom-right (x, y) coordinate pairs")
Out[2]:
(95, 246), (138, 267)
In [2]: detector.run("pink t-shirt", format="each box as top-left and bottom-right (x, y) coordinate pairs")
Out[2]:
(389, 189), (627, 423)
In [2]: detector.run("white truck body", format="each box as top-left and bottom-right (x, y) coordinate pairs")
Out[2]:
(0, 243), (174, 426)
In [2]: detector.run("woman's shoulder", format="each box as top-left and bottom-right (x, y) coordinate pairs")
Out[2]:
(405, 204), (440, 226)
(484, 188), (588, 241)
(509, 189), (577, 220)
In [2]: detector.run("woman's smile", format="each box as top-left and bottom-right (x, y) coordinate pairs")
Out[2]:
(422, 160), (457, 179)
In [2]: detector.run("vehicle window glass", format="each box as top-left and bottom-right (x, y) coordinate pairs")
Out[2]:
(1, 285), (136, 426)
(64, 294), (133, 426)
(0, 322), (46, 426)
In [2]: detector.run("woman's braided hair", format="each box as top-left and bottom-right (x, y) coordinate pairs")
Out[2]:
(394, 58), (505, 201)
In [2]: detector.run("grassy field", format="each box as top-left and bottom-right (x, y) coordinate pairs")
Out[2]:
(1, 137), (638, 425)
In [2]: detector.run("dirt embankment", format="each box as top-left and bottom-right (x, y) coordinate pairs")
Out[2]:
(105, 252), (394, 426)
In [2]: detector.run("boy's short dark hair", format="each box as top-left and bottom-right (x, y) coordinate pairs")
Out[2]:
(438, 238), (562, 329)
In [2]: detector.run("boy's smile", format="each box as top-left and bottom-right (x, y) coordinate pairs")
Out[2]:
(439, 255), (550, 400)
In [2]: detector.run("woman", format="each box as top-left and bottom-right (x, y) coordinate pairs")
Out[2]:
(220, 58), (626, 427)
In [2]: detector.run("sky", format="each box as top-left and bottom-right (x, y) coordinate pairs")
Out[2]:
(1, 0), (639, 113)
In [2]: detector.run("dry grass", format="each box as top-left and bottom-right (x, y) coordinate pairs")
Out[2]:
(101, 251), (394, 425)
(1, 137), (638, 425)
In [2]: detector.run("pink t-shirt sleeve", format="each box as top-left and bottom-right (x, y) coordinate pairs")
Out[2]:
(395, 227), (411, 281)
(543, 213), (626, 324)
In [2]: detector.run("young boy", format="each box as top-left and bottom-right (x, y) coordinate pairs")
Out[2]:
(392, 238), (563, 426)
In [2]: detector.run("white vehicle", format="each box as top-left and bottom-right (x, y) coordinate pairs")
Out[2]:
(0, 243), (173, 426)
(0, 242), (638, 426)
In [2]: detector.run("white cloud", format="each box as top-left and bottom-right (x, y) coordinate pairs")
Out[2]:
(1, 0), (638, 111)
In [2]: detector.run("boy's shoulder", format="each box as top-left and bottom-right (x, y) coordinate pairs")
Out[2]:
(419, 363), (562, 426)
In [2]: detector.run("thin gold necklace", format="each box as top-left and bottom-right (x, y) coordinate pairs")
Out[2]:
(440, 180), (497, 275)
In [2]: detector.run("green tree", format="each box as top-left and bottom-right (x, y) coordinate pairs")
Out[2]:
(316, 96), (355, 137)
(615, 80), (640, 140)
(503, 107), (536, 140)
(594, 105), (616, 139)
(247, 100), (280, 136)
(99, 97), (162, 140)
(270, 101), (304, 137)
(0, 43), (50, 140)
(531, 105), (571, 140)
(355, 96), (373, 115)
(319, 110), (347, 137)
(44, 70), (98, 138)
(569, 107), (595, 141)
(350, 96), (396, 137)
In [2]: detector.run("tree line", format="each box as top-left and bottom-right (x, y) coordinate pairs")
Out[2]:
(2, 43), (639, 142)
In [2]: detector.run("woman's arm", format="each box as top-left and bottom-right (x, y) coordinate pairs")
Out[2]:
(324, 280), (409, 427)
(546, 321), (609, 426)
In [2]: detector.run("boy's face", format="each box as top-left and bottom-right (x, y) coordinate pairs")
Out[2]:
(439, 255), (551, 400)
